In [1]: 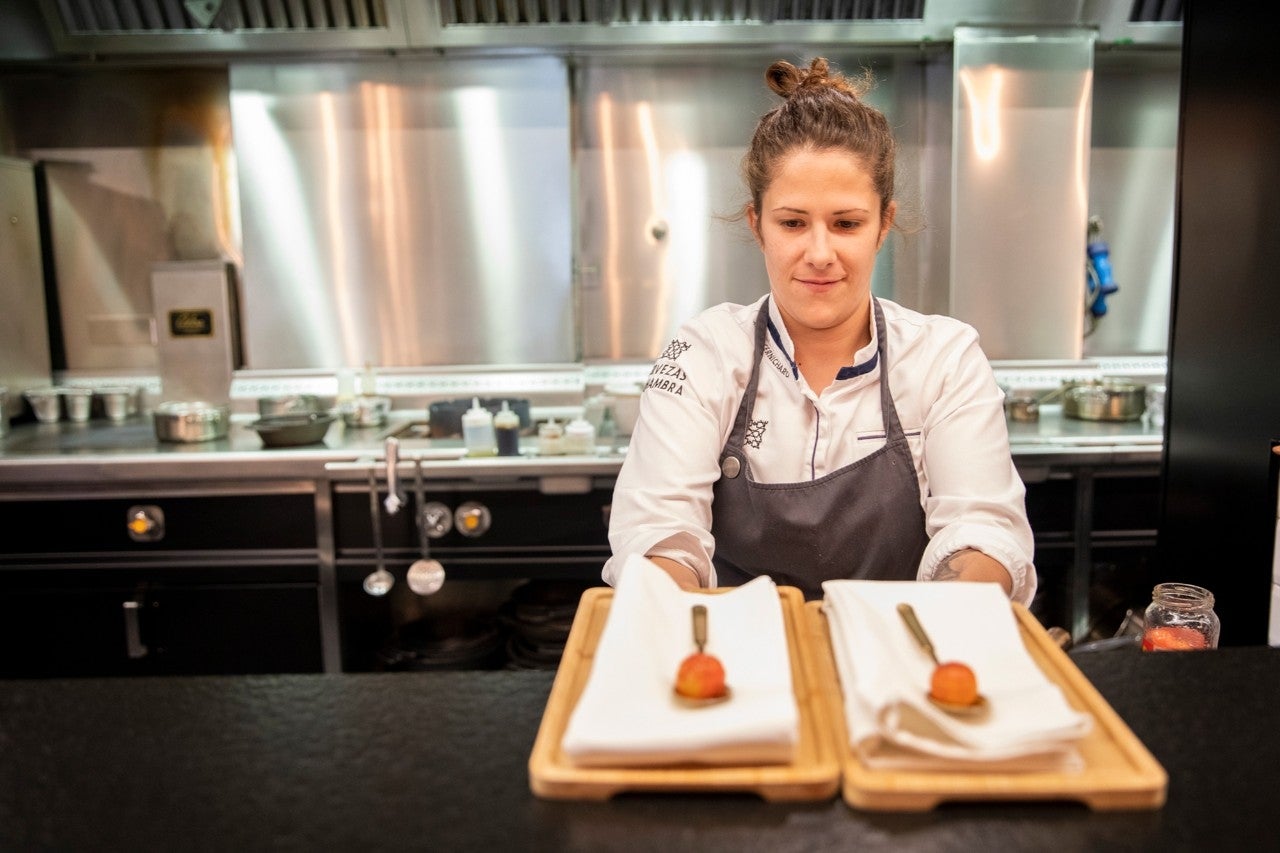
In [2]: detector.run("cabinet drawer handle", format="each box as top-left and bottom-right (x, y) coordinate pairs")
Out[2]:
(123, 600), (148, 659)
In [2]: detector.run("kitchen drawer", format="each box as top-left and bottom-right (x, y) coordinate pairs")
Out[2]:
(0, 568), (323, 677)
(331, 484), (611, 553)
(0, 490), (318, 554)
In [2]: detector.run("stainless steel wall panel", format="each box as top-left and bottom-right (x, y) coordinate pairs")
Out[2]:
(230, 57), (574, 369)
(574, 53), (908, 361)
(1083, 55), (1179, 357)
(950, 26), (1095, 360)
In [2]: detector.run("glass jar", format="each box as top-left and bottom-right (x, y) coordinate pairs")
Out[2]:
(1141, 583), (1220, 651)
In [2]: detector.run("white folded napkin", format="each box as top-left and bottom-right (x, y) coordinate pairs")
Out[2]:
(561, 555), (799, 767)
(821, 580), (1093, 772)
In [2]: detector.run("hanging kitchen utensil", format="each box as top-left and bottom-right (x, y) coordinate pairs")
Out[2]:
(363, 467), (394, 597)
(383, 436), (405, 515)
(406, 458), (446, 596)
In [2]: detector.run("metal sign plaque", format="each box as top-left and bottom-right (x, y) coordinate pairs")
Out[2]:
(168, 309), (215, 338)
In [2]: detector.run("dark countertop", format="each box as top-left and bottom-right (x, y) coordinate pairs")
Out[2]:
(3, 645), (1276, 852)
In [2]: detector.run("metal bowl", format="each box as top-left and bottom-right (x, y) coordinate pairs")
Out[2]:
(247, 412), (335, 447)
(339, 395), (391, 428)
(153, 401), (230, 443)
(257, 394), (322, 418)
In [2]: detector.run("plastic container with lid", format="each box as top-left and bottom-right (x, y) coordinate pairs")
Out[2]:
(537, 418), (565, 456)
(562, 417), (597, 455)
(462, 397), (497, 457)
(494, 400), (521, 456)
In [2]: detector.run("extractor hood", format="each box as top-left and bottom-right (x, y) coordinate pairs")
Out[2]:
(29, 0), (1181, 58)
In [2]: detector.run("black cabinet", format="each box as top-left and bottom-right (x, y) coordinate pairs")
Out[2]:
(1024, 469), (1161, 640)
(330, 478), (612, 672)
(0, 567), (322, 677)
(0, 486), (324, 677)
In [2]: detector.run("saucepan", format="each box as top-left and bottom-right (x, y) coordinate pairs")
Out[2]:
(153, 401), (230, 443)
(1062, 378), (1146, 422)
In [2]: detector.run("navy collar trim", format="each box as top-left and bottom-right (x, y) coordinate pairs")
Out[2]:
(836, 350), (879, 379)
(765, 317), (800, 379)
(764, 312), (879, 382)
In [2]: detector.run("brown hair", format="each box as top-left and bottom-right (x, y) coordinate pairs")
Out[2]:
(743, 57), (896, 221)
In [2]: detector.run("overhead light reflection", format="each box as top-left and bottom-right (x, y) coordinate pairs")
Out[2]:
(363, 81), (412, 365)
(319, 91), (360, 364)
(959, 65), (1004, 162)
(229, 89), (335, 361)
(635, 100), (669, 354)
(1073, 70), (1093, 217)
(457, 85), (519, 360)
(662, 151), (708, 355)
(599, 94), (622, 359)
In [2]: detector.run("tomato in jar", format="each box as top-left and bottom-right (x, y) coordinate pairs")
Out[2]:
(1141, 625), (1209, 651)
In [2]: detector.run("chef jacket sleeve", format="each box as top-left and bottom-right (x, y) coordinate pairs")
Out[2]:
(914, 326), (1038, 605)
(602, 311), (748, 588)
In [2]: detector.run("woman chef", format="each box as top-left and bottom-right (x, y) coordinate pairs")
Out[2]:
(603, 57), (1036, 604)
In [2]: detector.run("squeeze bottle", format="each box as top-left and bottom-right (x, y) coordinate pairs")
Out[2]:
(494, 400), (520, 456)
(462, 397), (497, 457)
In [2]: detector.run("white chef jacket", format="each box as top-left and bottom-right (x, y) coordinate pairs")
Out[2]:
(603, 294), (1037, 606)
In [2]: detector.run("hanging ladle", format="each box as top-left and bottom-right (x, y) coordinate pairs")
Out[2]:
(896, 603), (989, 718)
(362, 467), (394, 597)
(405, 458), (446, 596)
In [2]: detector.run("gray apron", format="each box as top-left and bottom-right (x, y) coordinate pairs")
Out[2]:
(710, 297), (930, 599)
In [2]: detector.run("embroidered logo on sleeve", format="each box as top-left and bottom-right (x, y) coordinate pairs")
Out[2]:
(746, 419), (768, 449)
(645, 360), (686, 395)
(661, 339), (691, 361)
(645, 338), (691, 395)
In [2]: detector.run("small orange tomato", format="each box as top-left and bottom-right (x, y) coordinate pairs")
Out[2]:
(674, 652), (727, 699)
(929, 661), (979, 707)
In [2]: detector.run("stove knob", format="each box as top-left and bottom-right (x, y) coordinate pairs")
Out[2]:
(126, 505), (165, 542)
(454, 501), (491, 538)
(420, 502), (453, 539)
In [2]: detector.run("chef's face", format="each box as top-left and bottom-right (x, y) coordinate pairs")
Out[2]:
(747, 146), (894, 337)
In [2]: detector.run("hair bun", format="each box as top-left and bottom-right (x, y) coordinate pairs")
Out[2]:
(764, 60), (803, 97)
(765, 57), (863, 99)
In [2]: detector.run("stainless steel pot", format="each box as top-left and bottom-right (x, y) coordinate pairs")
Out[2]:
(1062, 378), (1147, 422)
(153, 401), (230, 442)
(1004, 392), (1041, 422)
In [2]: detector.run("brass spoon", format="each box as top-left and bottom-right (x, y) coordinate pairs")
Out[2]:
(896, 603), (990, 718)
(673, 604), (732, 708)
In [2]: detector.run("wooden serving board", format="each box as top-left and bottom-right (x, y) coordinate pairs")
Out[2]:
(528, 586), (840, 801)
(803, 601), (1168, 812)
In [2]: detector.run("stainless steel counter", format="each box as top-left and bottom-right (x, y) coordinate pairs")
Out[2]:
(0, 414), (626, 486)
(0, 405), (1161, 487)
